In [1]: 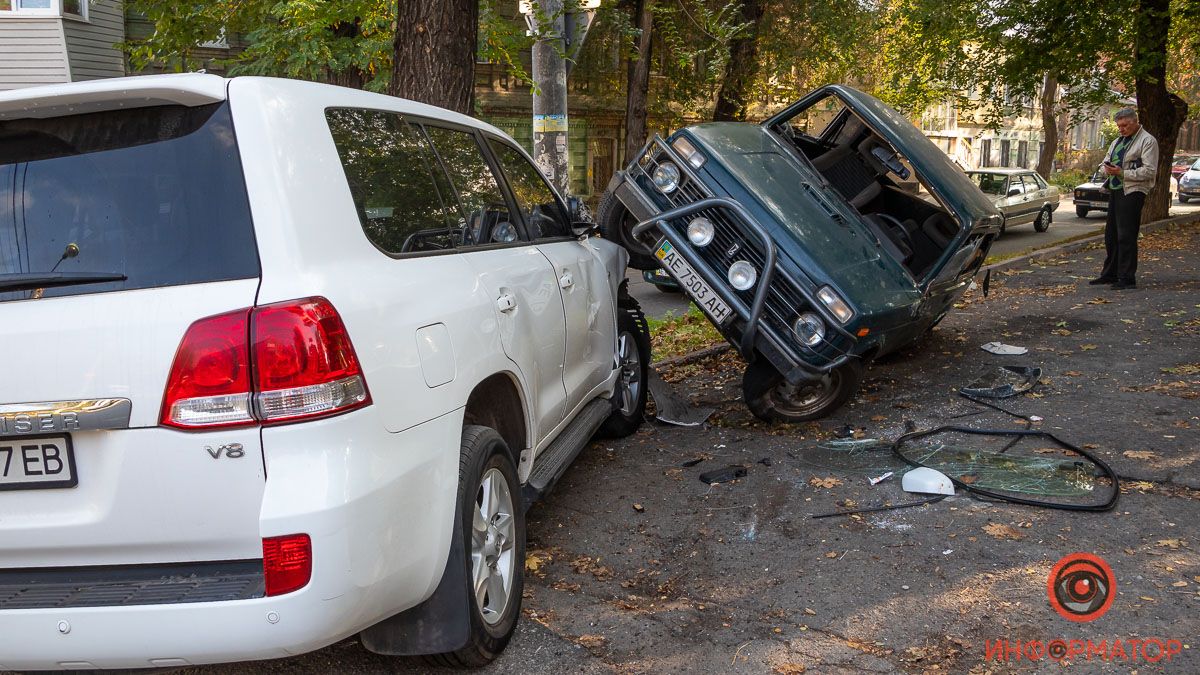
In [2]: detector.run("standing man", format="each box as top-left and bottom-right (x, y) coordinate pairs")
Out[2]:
(1090, 108), (1159, 290)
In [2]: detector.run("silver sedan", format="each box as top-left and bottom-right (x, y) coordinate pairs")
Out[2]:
(966, 168), (1062, 235)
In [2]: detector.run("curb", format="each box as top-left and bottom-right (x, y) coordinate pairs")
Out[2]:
(650, 211), (1200, 370)
(983, 212), (1200, 273)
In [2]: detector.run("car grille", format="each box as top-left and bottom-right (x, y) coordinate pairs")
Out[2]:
(635, 147), (851, 366)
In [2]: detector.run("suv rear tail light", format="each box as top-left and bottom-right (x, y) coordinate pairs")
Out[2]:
(263, 533), (312, 596)
(161, 297), (370, 430)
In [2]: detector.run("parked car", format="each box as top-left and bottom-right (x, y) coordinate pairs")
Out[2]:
(0, 74), (650, 669)
(1179, 158), (1200, 203)
(1171, 154), (1199, 180)
(965, 168), (1061, 234)
(599, 84), (1002, 423)
(1072, 166), (1109, 217)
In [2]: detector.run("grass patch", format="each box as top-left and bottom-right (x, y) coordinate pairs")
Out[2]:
(646, 304), (725, 360)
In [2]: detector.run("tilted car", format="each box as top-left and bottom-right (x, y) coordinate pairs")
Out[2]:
(965, 168), (1061, 234)
(0, 74), (650, 669)
(1178, 159), (1200, 203)
(599, 85), (1001, 422)
(1072, 166), (1109, 217)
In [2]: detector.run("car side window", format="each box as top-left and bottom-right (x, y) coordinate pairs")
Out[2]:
(1007, 177), (1025, 195)
(1021, 174), (1040, 192)
(487, 139), (572, 240)
(325, 108), (459, 255)
(1031, 173), (1049, 190)
(423, 125), (519, 247)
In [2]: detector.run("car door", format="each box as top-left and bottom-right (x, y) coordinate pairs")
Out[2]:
(422, 124), (568, 443)
(1001, 175), (1030, 224)
(485, 137), (615, 419)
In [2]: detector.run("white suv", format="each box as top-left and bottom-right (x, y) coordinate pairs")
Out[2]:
(0, 74), (649, 669)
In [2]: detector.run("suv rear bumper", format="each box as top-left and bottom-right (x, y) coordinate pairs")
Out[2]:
(0, 407), (463, 670)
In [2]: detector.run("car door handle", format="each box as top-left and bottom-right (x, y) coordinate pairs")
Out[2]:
(496, 293), (517, 313)
(559, 272), (574, 289)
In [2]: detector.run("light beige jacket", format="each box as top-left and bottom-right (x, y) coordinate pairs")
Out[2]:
(1103, 126), (1159, 195)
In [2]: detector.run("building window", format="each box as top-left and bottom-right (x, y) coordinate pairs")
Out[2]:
(980, 139), (992, 168)
(62, 0), (85, 17)
(1017, 140), (1028, 168)
(999, 139), (1011, 167)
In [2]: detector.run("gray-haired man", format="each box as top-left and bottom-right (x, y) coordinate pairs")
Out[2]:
(1090, 108), (1159, 290)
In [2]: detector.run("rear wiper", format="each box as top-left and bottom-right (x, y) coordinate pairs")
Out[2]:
(0, 272), (127, 293)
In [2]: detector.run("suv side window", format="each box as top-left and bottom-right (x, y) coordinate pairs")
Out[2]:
(326, 108), (459, 255)
(487, 139), (571, 240)
(423, 126), (519, 247)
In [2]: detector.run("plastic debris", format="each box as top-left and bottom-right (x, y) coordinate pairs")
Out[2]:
(647, 369), (714, 426)
(901, 467), (956, 495)
(980, 342), (1028, 355)
(961, 365), (1042, 398)
(868, 471), (894, 485)
(699, 465), (747, 484)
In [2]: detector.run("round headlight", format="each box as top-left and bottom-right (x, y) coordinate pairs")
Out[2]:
(728, 261), (757, 291)
(652, 162), (681, 193)
(793, 312), (826, 346)
(687, 217), (715, 247)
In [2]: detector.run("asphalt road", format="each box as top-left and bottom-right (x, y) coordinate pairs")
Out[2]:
(630, 190), (1200, 321)
(163, 217), (1200, 674)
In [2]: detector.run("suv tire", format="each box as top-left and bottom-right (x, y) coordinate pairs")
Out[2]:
(1033, 206), (1052, 232)
(596, 292), (651, 438)
(427, 426), (524, 668)
(597, 187), (659, 271)
(1075, 205), (1089, 218)
(742, 359), (864, 423)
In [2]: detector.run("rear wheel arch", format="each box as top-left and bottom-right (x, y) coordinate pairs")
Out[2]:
(463, 373), (529, 464)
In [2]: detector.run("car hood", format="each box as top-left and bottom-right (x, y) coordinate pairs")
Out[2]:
(1182, 170), (1200, 181)
(1075, 180), (1105, 190)
(686, 122), (919, 311)
(766, 85), (1000, 231)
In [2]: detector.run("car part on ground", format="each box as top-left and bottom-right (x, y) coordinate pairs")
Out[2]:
(961, 366), (1042, 398)
(900, 467), (957, 495)
(646, 368), (715, 427)
(601, 84), (1001, 422)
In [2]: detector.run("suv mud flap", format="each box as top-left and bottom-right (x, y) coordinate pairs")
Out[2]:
(358, 501), (470, 656)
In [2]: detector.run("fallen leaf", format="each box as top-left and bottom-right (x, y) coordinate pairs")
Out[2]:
(774, 664), (807, 675)
(870, 415), (888, 422)
(526, 550), (553, 576)
(632, 503), (645, 513)
(1064, 370), (1083, 376)
(983, 523), (1026, 541)
(1123, 450), (1157, 460)
(576, 634), (607, 649)
(1172, 581), (1189, 587)
(1157, 539), (1183, 549)
(1087, 297), (1112, 305)
(804, 607), (816, 615)
(824, 551), (838, 558)
(809, 476), (844, 489)
(960, 474), (978, 484)
(1080, 344), (1099, 351)
(1050, 329), (1072, 336)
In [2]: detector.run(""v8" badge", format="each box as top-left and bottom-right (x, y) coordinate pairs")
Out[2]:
(205, 443), (245, 459)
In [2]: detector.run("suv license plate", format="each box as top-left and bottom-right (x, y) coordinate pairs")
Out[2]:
(0, 435), (77, 491)
(655, 240), (733, 325)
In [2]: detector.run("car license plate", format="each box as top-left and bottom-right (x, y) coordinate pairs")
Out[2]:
(655, 240), (734, 324)
(0, 435), (76, 491)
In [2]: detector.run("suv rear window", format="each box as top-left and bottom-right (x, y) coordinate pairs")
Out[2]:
(0, 102), (259, 303)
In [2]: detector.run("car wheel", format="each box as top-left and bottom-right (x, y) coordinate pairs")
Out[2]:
(742, 359), (864, 423)
(1075, 206), (1089, 218)
(427, 426), (524, 668)
(1033, 206), (1052, 232)
(1181, 196), (1191, 204)
(596, 292), (651, 438)
(655, 283), (682, 293)
(997, 217), (1006, 236)
(597, 187), (659, 271)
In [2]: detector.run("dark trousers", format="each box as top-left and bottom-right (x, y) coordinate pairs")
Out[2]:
(1101, 190), (1145, 283)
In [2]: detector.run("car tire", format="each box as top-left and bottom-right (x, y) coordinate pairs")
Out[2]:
(655, 283), (683, 294)
(742, 358), (864, 423)
(1181, 196), (1191, 204)
(596, 292), (651, 438)
(597, 187), (659, 271)
(1075, 206), (1089, 218)
(426, 426), (524, 668)
(1033, 206), (1052, 232)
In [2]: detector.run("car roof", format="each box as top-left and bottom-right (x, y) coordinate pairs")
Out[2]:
(966, 168), (1034, 175)
(0, 74), (505, 137)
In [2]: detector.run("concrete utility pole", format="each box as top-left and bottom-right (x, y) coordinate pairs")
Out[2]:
(522, 1), (599, 195)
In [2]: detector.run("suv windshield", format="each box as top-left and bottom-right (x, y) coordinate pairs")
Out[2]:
(1, 102), (259, 303)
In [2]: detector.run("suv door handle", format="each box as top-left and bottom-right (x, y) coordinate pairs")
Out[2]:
(496, 293), (517, 313)
(559, 272), (574, 289)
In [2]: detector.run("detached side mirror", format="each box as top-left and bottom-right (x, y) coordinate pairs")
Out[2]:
(567, 196), (599, 237)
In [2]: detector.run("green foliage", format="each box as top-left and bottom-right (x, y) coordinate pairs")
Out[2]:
(1047, 168), (1090, 192)
(1099, 119), (1120, 147)
(646, 303), (723, 359)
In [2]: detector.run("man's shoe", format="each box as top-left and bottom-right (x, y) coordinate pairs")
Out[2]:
(1112, 280), (1137, 290)
(1088, 277), (1116, 285)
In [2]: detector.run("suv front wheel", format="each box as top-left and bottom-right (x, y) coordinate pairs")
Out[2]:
(742, 359), (864, 423)
(597, 187), (659, 271)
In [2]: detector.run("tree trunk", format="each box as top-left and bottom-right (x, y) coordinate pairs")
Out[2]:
(391, 0), (478, 115)
(623, 0), (653, 165)
(712, 0), (764, 122)
(1134, 0), (1188, 223)
(1035, 73), (1058, 179)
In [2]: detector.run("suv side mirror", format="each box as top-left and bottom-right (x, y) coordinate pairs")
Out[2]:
(566, 196), (598, 237)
